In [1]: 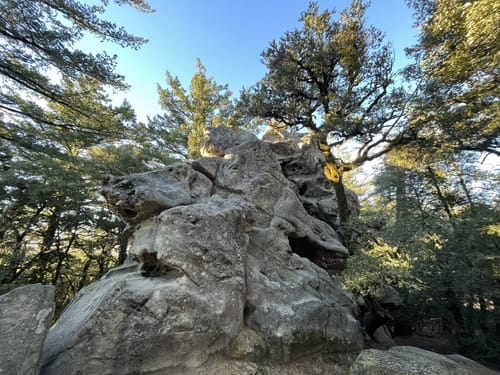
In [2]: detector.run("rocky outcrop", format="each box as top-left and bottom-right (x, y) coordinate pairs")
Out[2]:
(38, 126), (495, 374)
(0, 284), (54, 375)
(41, 127), (363, 374)
(349, 346), (499, 375)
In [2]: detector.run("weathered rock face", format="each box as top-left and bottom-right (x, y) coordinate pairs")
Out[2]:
(41, 127), (364, 374)
(0, 284), (54, 375)
(349, 346), (499, 375)
(39, 126), (495, 374)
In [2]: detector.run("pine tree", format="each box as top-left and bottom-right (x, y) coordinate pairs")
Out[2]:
(0, 0), (157, 312)
(0, 0), (153, 153)
(153, 58), (240, 158)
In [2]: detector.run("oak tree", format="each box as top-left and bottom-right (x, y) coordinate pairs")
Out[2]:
(241, 1), (410, 229)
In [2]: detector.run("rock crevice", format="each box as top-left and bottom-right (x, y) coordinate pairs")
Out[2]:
(35, 127), (495, 374)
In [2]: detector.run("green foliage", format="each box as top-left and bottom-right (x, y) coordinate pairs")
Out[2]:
(342, 237), (417, 298)
(154, 58), (241, 158)
(406, 0), (499, 157)
(0, 0), (160, 315)
(0, 0), (153, 153)
(240, 0), (412, 228)
(241, 0), (410, 168)
(0, 82), (163, 314)
(355, 159), (500, 362)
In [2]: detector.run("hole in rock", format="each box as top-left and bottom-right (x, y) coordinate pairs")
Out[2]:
(140, 250), (159, 277)
(288, 236), (346, 271)
(302, 201), (333, 226)
(122, 208), (137, 219)
(139, 250), (183, 278)
(296, 181), (308, 196)
(243, 301), (256, 320)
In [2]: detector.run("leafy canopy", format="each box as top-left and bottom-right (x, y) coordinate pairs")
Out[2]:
(406, 0), (499, 157)
(0, 0), (153, 151)
(153, 58), (240, 158)
(241, 0), (410, 171)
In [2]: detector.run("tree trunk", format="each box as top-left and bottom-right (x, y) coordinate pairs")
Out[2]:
(395, 168), (408, 226)
(77, 259), (92, 290)
(118, 232), (128, 265)
(457, 172), (474, 210)
(51, 231), (76, 286)
(332, 177), (350, 227)
(37, 207), (60, 283)
(315, 137), (351, 242)
(427, 166), (454, 220)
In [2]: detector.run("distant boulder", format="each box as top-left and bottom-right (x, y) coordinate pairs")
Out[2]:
(0, 284), (54, 375)
(349, 346), (499, 375)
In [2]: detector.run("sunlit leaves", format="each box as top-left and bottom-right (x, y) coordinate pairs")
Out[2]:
(406, 0), (500, 157)
(342, 237), (416, 297)
(242, 0), (409, 171)
(356, 156), (500, 360)
(0, 0), (151, 153)
(155, 58), (239, 158)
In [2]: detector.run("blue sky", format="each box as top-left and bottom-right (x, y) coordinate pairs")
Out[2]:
(87, 0), (418, 122)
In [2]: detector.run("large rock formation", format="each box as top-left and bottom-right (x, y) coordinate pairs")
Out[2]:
(41, 127), (363, 374)
(0, 284), (54, 375)
(38, 126), (496, 374)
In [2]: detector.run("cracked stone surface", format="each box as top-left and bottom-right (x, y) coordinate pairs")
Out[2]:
(41, 127), (364, 374)
(45, 126), (499, 375)
(349, 346), (499, 375)
(0, 284), (54, 375)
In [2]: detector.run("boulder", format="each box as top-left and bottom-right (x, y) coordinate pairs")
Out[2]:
(0, 284), (55, 375)
(42, 197), (252, 375)
(264, 130), (360, 227)
(199, 125), (259, 158)
(446, 354), (500, 375)
(41, 127), (363, 374)
(38, 127), (496, 374)
(349, 346), (498, 375)
(372, 325), (396, 349)
(101, 163), (212, 226)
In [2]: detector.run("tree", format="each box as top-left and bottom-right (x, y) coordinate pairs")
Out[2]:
(348, 158), (500, 362)
(0, 77), (146, 312)
(405, 0), (499, 157)
(153, 58), (240, 158)
(0, 0), (153, 153)
(240, 1), (410, 231)
(0, 0), (158, 311)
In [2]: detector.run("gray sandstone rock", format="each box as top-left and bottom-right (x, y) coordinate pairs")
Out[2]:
(42, 197), (251, 375)
(0, 284), (55, 375)
(349, 345), (497, 375)
(101, 163), (212, 225)
(42, 127), (363, 374)
(372, 325), (396, 349)
(40, 126), (494, 375)
(199, 125), (259, 157)
(445, 354), (500, 375)
(379, 284), (402, 309)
